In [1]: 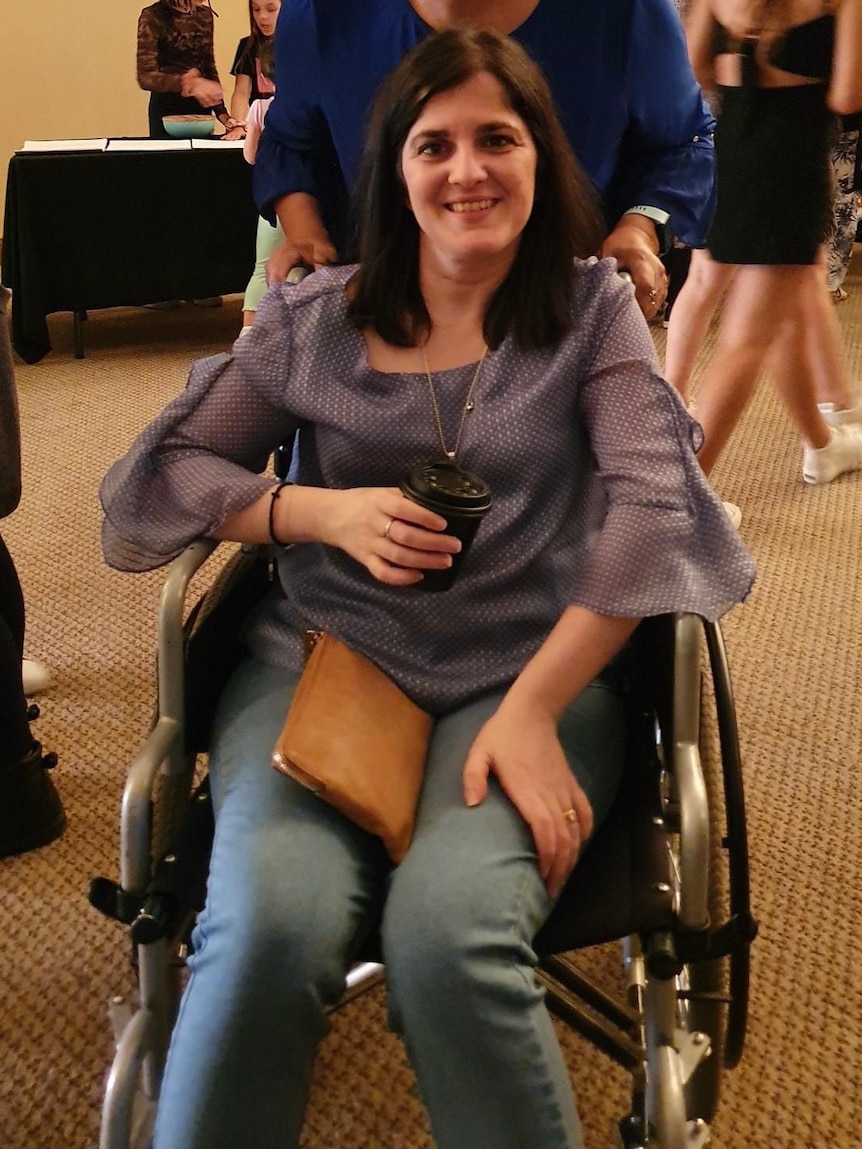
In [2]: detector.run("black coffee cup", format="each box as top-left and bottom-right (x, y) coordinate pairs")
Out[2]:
(399, 458), (492, 591)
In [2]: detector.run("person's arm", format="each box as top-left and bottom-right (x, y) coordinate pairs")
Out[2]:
(829, 0), (862, 115)
(270, 194), (339, 275)
(101, 289), (460, 577)
(463, 607), (638, 898)
(215, 482), (460, 586)
(136, 8), (224, 105)
(229, 75), (252, 126)
(602, 0), (716, 251)
(136, 9), (184, 94)
(253, 0), (343, 278)
(199, 8), (220, 83)
(223, 39), (252, 138)
(684, 0), (719, 91)
(599, 214), (666, 318)
(465, 263), (754, 896)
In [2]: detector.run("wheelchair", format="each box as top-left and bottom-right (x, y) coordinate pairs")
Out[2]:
(90, 537), (757, 1149)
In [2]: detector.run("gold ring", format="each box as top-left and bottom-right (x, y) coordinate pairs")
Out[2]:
(383, 517), (395, 540)
(562, 808), (577, 824)
(648, 289), (658, 304)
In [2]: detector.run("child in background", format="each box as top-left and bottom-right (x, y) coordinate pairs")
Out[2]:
(137, 0), (240, 139)
(222, 0), (280, 140)
(231, 0), (283, 333)
(237, 94), (283, 332)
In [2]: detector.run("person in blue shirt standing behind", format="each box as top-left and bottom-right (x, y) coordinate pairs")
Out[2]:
(253, 0), (717, 320)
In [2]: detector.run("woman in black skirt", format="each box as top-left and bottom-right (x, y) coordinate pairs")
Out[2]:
(665, 0), (862, 486)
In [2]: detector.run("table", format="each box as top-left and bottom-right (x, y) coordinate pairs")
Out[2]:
(2, 145), (259, 362)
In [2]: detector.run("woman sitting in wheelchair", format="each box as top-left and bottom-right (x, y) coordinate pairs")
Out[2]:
(101, 29), (754, 1149)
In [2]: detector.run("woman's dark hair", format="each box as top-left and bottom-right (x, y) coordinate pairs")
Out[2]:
(347, 28), (606, 350)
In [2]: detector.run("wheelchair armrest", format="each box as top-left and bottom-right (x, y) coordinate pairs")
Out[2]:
(118, 539), (220, 895)
(156, 539), (220, 728)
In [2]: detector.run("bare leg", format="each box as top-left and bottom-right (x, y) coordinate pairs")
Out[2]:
(692, 265), (831, 475)
(805, 250), (857, 408)
(762, 251), (858, 412)
(663, 249), (737, 403)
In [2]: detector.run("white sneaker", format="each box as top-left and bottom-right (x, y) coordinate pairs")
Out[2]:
(722, 501), (743, 530)
(22, 658), (54, 695)
(802, 425), (862, 485)
(818, 395), (862, 428)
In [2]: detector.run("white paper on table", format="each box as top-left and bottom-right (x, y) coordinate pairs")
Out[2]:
(191, 137), (245, 149)
(18, 139), (109, 153)
(105, 139), (192, 152)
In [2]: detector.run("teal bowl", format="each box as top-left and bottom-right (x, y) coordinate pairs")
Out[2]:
(162, 115), (215, 139)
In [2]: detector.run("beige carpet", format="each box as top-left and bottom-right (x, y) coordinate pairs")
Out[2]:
(1, 257), (862, 1149)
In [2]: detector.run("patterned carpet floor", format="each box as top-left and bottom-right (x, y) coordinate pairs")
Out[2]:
(2, 254), (861, 1148)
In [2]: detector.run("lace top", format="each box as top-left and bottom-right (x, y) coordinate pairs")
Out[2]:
(136, 2), (219, 94)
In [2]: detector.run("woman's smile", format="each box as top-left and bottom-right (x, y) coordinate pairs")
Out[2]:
(446, 197), (500, 214)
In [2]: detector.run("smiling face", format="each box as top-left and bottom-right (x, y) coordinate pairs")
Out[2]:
(251, 0), (280, 37)
(400, 72), (538, 277)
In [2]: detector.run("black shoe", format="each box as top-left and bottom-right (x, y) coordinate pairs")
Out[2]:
(0, 742), (66, 858)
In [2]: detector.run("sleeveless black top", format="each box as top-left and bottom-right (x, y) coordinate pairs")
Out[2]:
(711, 14), (834, 82)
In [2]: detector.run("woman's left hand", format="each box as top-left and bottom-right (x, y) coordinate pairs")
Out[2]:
(601, 220), (668, 320)
(462, 703), (593, 899)
(222, 124), (247, 141)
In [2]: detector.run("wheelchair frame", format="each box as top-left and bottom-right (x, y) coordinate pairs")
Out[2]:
(92, 539), (756, 1149)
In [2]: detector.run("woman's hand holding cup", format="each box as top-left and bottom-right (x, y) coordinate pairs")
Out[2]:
(323, 487), (461, 586)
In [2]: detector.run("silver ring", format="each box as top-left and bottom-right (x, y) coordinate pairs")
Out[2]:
(383, 517), (394, 540)
(562, 808), (577, 824)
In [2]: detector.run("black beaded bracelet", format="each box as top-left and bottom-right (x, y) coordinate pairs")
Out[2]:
(268, 481), (292, 547)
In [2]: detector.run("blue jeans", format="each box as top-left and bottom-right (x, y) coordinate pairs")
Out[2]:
(153, 658), (627, 1149)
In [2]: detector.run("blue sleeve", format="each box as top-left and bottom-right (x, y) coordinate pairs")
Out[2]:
(252, 0), (349, 245)
(603, 0), (716, 247)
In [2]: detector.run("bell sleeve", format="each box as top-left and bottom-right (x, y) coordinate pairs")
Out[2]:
(571, 269), (755, 621)
(100, 304), (300, 572)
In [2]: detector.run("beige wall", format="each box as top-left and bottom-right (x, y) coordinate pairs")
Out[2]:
(0, 0), (249, 233)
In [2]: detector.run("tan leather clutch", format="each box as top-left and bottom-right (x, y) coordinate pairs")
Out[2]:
(271, 632), (433, 862)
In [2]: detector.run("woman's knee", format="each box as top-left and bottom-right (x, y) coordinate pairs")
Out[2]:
(193, 855), (353, 1006)
(382, 839), (545, 1012)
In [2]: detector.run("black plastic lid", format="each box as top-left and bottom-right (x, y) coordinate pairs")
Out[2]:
(401, 459), (492, 512)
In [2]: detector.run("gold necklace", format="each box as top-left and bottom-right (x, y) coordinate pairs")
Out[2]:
(421, 343), (488, 460)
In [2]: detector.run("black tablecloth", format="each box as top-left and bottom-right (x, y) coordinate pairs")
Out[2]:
(2, 146), (259, 362)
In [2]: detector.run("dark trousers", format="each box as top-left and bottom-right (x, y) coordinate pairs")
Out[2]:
(0, 533), (33, 765)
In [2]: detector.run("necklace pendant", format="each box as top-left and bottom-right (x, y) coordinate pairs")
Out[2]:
(445, 450), (456, 459)
(464, 400), (475, 412)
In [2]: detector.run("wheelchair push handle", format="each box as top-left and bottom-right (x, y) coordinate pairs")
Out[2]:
(285, 264), (311, 285)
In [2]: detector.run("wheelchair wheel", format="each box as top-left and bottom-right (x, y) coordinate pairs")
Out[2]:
(676, 680), (728, 1124)
(702, 621), (753, 1071)
(678, 628), (753, 1123)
